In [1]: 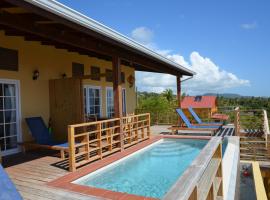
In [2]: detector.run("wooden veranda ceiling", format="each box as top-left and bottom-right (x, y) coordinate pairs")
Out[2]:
(0, 0), (192, 76)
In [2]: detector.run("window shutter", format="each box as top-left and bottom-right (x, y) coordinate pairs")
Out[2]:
(0, 47), (18, 71)
(72, 62), (84, 77)
(106, 69), (113, 82)
(91, 66), (100, 80)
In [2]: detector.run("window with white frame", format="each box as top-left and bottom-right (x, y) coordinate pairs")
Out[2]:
(106, 87), (127, 118)
(84, 86), (101, 118)
(106, 87), (114, 118)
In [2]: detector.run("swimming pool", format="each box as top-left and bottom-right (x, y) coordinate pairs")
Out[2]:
(74, 138), (207, 199)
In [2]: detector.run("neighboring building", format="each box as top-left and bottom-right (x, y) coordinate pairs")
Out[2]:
(0, 0), (194, 156)
(181, 96), (218, 120)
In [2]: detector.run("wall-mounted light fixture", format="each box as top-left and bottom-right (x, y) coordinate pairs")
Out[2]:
(127, 75), (135, 88)
(61, 73), (67, 78)
(32, 70), (39, 80)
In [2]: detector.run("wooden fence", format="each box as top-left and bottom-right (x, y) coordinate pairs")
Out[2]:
(235, 108), (270, 161)
(234, 107), (264, 136)
(163, 137), (223, 200)
(68, 113), (151, 172)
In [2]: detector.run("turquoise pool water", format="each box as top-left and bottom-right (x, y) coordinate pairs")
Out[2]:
(75, 139), (207, 199)
(222, 137), (228, 157)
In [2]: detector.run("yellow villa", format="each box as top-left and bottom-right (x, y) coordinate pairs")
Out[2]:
(0, 1), (269, 200)
(0, 0), (194, 156)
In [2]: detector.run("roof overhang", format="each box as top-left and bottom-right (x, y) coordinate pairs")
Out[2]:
(0, 0), (195, 76)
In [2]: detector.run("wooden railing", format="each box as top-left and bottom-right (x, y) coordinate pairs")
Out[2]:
(163, 137), (223, 200)
(236, 108), (270, 161)
(68, 113), (151, 172)
(135, 108), (178, 125)
(234, 107), (264, 136)
(122, 113), (151, 148)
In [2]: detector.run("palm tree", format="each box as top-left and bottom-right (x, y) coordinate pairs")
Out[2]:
(162, 89), (174, 103)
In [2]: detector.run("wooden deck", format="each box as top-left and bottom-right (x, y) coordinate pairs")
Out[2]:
(2, 151), (100, 200)
(153, 124), (235, 137)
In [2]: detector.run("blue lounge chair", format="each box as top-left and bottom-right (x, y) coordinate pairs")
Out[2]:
(23, 117), (70, 159)
(168, 109), (222, 135)
(0, 165), (22, 200)
(188, 107), (223, 125)
(176, 108), (221, 129)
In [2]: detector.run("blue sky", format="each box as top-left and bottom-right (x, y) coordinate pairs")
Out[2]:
(58, 0), (270, 96)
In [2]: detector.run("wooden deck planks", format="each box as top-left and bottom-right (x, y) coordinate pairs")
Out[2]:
(3, 153), (101, 200)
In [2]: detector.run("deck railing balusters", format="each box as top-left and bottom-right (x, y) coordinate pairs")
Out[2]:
(68, 113), (151, 172)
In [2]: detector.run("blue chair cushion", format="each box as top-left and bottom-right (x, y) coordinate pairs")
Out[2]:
(0, 165), (22, 200)
(188, 107), (222, 125)
(176, 108), (220, 129)
(25, 117), (54, 145)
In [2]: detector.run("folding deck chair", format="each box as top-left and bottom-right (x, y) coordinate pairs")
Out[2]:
(21, 117), (72, 159)
(168, 108), (222, 136)
(188, 107), (223, 126)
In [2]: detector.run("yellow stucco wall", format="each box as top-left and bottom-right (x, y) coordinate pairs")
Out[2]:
(0, 31), (136, 142)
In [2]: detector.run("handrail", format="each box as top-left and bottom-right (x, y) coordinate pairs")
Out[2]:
(163, 137), (223, 200)
(263, 110), (270, 149)
(69, 117), (121, 128)
(68, 113), (151, 172)
(135, 108), (178, 125)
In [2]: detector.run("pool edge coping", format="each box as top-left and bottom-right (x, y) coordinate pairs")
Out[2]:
(47, 135), (211, 200)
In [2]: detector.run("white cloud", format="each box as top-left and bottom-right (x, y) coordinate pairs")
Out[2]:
(241, 22), (257, 30)
(131, 27), (154, 45)
(131, 27), (250, 95)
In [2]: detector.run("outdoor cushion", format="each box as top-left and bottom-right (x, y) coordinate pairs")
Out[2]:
(0, 165), (22, 200)
(25, 117), (54, 145)
(176, 108), (220, 129)
(188, 107), (222, 125)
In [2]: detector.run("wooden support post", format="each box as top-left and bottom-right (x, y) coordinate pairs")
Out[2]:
(113, 56), (124, 151)
(176, 76), (182, 108)
(68, 126), (76, 172)
(177, 76), (182, 125)
(234, 107), (240, 136)
(147, 113), (151, 138)
(97, 123), (102, 158)
(189, 187), (198, 200)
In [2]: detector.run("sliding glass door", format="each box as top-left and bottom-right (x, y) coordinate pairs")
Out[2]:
(0, 80), (21, 156)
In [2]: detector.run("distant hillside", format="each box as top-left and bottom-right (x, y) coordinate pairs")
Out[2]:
(203, 93), (243, 98)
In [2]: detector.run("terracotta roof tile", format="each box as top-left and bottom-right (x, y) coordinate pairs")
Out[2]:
(181, 96), (216, 109)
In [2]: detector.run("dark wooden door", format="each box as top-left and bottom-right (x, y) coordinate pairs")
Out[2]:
(49, 78), (83, 141)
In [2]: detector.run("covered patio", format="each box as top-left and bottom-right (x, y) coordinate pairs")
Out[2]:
(0, 0), (194, 156)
